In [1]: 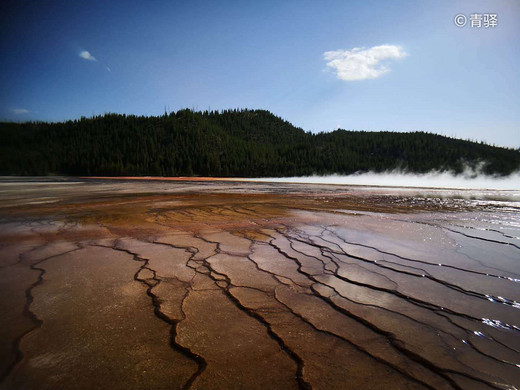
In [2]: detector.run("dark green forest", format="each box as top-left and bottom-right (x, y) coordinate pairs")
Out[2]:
(1, 109), (519, 177)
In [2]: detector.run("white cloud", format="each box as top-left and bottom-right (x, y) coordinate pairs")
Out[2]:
(324, 44), (407, 81)
(79, 50), (97, 61)
(10, 108), (29, 114)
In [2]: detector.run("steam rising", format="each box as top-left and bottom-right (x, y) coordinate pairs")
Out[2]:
(251, 170), (520, 190)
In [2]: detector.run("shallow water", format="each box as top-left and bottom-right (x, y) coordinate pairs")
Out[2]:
(0, 177), (519, 389)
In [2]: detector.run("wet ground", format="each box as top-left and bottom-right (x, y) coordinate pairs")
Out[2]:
(0, 177), (519, 389)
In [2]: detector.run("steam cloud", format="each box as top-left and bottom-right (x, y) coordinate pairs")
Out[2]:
(250, 169), (520, 191)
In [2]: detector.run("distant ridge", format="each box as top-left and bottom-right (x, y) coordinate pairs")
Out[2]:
(1, 109), (519, 177)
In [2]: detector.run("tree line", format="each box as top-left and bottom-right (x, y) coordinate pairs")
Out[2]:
(1, 108), (519, 177)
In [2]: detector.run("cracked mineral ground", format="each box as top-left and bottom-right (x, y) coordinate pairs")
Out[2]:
(0, 177), (519, 390)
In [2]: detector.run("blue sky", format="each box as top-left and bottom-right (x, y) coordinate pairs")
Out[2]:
(1, 0), (519, 147)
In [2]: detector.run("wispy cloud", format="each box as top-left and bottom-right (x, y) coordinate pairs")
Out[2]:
(324, 44), (407, 81)
(79, 50), (97, 61)
(10, 108), (29, 114)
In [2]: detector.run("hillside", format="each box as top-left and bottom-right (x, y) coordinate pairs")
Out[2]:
(1, 109), (519, 177)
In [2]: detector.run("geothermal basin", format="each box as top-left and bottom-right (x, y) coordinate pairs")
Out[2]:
(0, 177), (519, 389)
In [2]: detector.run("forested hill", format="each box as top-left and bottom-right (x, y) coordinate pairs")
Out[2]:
(1, 109), (519, 177)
